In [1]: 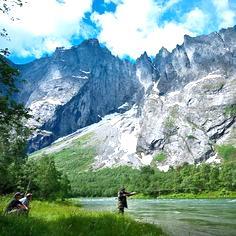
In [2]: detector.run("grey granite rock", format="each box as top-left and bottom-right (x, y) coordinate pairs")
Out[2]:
(15, 26), (236, 169)
(16, 39), (141, 152)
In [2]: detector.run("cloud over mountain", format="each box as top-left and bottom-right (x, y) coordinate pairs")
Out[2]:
(0, 0), (235, 62)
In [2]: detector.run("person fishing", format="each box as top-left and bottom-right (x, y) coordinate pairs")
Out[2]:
(117, 187), (136, 214)
(4, 192), (28, 215)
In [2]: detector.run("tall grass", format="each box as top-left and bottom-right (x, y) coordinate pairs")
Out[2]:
(0, 197), (165, 236)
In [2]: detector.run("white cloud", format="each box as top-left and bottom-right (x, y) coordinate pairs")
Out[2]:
(145, 23), (193, 53)
(163, 0), (181, 11)
(0, 0), (93, 58)
(1, 0), (235, 61)
(183, 8), (209, 34)
(212, 0), (236, 28)
(104, 0), (123, 4)
(92, 0), (208, 59)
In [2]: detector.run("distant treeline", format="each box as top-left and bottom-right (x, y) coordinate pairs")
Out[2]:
(68, 160), (235, 197)
(62, 144), (236, 197)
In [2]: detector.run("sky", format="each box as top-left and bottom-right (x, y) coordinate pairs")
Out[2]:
(0, 0), (236, 64)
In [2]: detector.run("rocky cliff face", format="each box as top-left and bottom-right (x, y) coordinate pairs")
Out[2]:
(137, 73), (235, 169)
(135, 26), (236, 169)
(17, 26), (236, 169)
(154, 26), (236, 93)
(16, 39), (142, 152)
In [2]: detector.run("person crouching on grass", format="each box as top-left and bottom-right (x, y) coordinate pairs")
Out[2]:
(19, 193), (32, 216)
(5, 192), (28, 215)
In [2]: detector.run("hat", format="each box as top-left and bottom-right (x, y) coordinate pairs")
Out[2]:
(14, 192), (23, 197)
(26, 193), (32, 197)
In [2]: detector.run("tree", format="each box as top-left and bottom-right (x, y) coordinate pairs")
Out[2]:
(0, 0), (32, 194)
(219, 162), (236, 191)
(34, 155), (71, 200)
(208, 165), (220, 191)
(0, 0), (24, 55)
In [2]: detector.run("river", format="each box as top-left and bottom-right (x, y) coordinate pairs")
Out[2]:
(73, 198), (236, 236)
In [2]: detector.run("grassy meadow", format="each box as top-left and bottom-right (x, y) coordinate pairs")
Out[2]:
(0, 197), (165, 236)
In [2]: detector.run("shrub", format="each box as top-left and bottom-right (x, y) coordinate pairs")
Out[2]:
(154, 153), (166, 162)
(224, 105), (236, 116)
(216, 145), (236, 162)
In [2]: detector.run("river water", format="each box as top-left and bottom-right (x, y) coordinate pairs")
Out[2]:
(74, 198), (236, 236)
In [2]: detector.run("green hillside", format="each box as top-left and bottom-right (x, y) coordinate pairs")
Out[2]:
(31, 133), (96, 194)
(30, 133), (236, 198)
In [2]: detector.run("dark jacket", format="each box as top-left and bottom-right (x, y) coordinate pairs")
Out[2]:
(117, 190), (130, 209)
(5, 199), (23, 212)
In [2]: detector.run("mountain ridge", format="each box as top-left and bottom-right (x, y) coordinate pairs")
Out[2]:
(15, 25), (236, 169)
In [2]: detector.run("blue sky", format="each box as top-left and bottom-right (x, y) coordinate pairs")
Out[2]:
(0, 0), (235, 64)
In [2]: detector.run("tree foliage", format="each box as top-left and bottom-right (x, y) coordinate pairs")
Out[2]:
(0, 0), (71, 199)
(17, 155), (71, 200)
(65, 161), (236, 197)
(0, 0), (32, 194)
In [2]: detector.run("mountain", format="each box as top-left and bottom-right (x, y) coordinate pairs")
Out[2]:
(16, 39), (143, 152)
(17, 26), (236, 170)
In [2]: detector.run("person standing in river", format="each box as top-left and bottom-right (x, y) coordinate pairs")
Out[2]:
(117, 187), (137, 214)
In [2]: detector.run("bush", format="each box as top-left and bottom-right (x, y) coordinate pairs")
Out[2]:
(216, 145), (236, 162)
(17, 155), (71, 200)
(154, 153), (166, 162)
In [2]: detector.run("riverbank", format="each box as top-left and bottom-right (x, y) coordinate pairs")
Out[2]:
(0, 197), (165, 236)
(157, 191), (236, 199)
(132, 191), (236, 199)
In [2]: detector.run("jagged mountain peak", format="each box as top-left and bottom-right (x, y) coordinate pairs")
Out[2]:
(16, 37), (141, 152)
(136, 51), (153, 66)
(80, 38), (100, 47)
(137, 51), (149, 60)
(14, 26), (236, 170)
(154, 47), (170, 66)
(154, 25), (236, 93)
(51, 39), (112, 65)
(159, 47), (170, 56)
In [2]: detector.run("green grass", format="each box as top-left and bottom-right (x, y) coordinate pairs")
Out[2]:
(216, 145), (236, 162)
(0, 197), (165, 236)
(53, 134), (95, 173)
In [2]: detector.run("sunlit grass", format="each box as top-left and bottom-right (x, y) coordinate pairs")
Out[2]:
(0, 197), (165, 236)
